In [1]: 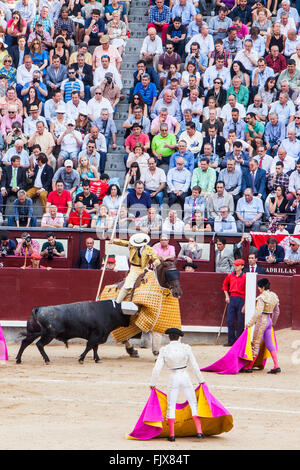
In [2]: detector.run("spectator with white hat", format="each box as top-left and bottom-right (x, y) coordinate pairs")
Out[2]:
(56, 117), (83, 168)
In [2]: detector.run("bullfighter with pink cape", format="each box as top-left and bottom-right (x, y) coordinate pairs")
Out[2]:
(201, 278), (280, 375)
(0, 324), (8, 362)
(126, 383), (233, 440)
(127, 328), (233, 440)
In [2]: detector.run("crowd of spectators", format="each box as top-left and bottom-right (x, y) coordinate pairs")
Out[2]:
(0, 0), (300, 248)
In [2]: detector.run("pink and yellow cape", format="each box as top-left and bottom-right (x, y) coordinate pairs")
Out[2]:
(0, 324), (8, 362)
(126, 383), (233, 440)
(201, 327), (278, 375)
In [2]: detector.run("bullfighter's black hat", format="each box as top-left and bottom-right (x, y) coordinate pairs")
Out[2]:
(165, 328), (184, 337)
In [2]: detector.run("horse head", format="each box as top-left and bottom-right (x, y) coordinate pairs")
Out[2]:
(155, 258), (182, 299)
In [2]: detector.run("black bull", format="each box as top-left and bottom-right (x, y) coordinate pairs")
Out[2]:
(15, 299), (130, 364)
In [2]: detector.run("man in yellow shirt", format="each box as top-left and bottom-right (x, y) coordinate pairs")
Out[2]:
(109, 233), (160, 303)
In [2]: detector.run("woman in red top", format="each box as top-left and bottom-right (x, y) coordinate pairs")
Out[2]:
(6, 11), (27, 48)
(222, 258), (246, 347)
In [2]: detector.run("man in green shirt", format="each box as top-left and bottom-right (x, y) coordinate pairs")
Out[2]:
(277, 59), (300, 92)
(226, 76), (249, 108)
(151, 123), (177, 164)
(244, 112), (265, 150)
(40, 232), (65, 259)
(191, 157), (216, 198)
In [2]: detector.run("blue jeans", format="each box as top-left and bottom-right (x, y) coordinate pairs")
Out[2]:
(227, 296), (245, 346)
(8, 216), (37, 227)
(145, 189), (164, 207)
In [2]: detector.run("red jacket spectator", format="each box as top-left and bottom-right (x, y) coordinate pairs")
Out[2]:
(68, 201), (91, 228)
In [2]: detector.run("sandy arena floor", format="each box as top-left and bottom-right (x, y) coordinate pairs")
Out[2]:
(0, 328), (299, 451)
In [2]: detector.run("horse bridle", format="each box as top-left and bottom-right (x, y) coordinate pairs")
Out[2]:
(164, 267), (180, 284)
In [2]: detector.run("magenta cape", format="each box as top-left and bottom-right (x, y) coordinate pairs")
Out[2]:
(0, 324), (8, 361)
(201, 328), (278, 375)
(126, 383), (233, 440)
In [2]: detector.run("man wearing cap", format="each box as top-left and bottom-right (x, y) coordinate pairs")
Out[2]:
(57, 119), (83, 168)
(92, 35), (122, 72)
(22, 252), (49, 270)
(222, 258), (246, 347)
(30, 6), (55, 38)
(150, 327), (205, 442)
(27, 20), (53, 49)
(109, 233), (161, 304)
(23, 104), (47, 137)
(52, 160), (80, 196)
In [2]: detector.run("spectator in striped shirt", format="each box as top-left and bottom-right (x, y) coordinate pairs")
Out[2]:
(60, 65), (84, 102)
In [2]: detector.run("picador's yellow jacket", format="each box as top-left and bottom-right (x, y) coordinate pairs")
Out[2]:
(112, 238), (161, 269)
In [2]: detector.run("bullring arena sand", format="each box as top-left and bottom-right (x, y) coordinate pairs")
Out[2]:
(0, 328), (300, 451)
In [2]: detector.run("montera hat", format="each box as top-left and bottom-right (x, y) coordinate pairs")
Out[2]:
(165, 328), (184, 337)
(129, 233), (150, 247)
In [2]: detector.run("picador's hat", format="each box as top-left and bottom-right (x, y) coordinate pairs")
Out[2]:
(129, 233), (150, 247)
(165, 328), (184, 337)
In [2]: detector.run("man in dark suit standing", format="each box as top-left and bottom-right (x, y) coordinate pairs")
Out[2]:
(201, 125), (226, 158)
(73, 53), (93, 102)
(26, 153), (54, 212)
(0, 155), (27, 212)
(241, 158), (267, 201)
(76, 237), (100, 269)
(243, 253), (266, 273)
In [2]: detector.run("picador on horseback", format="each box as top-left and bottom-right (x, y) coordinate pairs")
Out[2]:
(109, 233), (161, 304)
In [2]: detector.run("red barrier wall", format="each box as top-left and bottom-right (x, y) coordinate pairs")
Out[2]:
(0, 268), (296, 330)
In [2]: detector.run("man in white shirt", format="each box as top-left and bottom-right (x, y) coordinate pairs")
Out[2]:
(220, 94), (246, 121)
(203, 56), (231, 90)
(140, 27), (163, 70)
(2, 140), (30, 168)
(235, 39), (258, 73)
(162, 209), (185, 234)
(16, 55), (39, 96)
(65, 90), (87, 120)
(270, 147), (296, 174)
(87, 87), (113, 121)
(185, 24), (214, 55)
(93, 55), (122, 90)
(141, 156), (166, 207)
(57, 118), (83, 168)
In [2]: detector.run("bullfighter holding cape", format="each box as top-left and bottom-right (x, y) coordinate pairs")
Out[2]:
(202, 277), (281, 374)
(127, 328), (234, 441)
